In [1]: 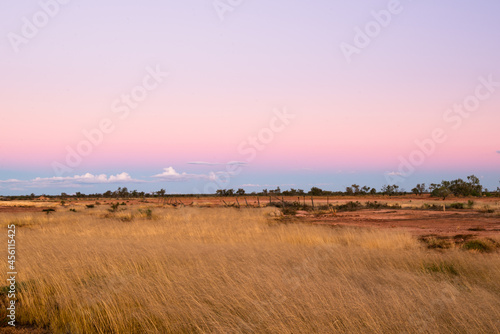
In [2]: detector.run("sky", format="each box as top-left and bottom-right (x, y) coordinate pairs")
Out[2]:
(0, 0), (499, 195)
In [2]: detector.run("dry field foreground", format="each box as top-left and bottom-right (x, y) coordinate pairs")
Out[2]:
(1, 205), (500, 333)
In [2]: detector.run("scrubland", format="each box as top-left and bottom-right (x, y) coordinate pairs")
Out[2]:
(1, 206), (499, 333)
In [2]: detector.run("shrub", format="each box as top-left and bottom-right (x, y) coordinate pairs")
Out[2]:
(418, 235), (452, 249)
(462, 240), (493, 253)
(109, 203), (120, 212)
(423, 262), (458, 276)
(336, 201), (362, 211)
(42, 208), (55, 215)
(138, 208), (153, 220)
(480, 205), (494, 213)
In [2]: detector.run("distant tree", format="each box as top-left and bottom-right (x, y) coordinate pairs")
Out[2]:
(309, 187), (324, 196)
(216, 189), (234, 196)
(370, 188), (377, 195)
(157, 189), (166, 199)
(345, 187), (353, 196)
(381, 185), (399, 196)
(429, 183), (451, 200)
(361, 186), (371, 194)
(236, 188), (246, 196)
(466, 175), (482, 196)
(430, 175), (482, 198)
(412, 183), (426, 196)
(120, 187), (129, 198)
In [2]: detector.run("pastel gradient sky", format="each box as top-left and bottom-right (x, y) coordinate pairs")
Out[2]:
(0, 0), (499, 195)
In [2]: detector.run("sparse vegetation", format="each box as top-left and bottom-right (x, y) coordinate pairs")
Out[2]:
(462, 240), (494, 253)
(0, 199), (499, 333)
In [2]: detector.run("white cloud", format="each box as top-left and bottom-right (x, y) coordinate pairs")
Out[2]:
(385, 171), (403, 176)
(226, 161), (248, 165)
(153, 167), (242, 182)
(240, 184), (277, 188)
(0, 172), (141, 188)
(187, 161), (219, 166)
(153, 167), (210, 182)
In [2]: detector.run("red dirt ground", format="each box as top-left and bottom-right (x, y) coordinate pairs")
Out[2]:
(295, 209), (500, 238)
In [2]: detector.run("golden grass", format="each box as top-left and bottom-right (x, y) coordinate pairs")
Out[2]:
(1, 207), (500, 333)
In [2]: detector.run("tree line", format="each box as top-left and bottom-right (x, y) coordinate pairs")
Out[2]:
(2, 175), (498, 199)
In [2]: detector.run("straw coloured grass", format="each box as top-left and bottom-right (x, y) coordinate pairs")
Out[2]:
(1, 207), (499, 333)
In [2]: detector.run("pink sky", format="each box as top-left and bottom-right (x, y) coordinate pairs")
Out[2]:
(0, 1), (499, 194)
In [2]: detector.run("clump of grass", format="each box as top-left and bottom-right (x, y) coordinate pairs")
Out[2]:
(365, 201), (391, 209)
(336, 201), (362, 211)
(109, 202), (120, 212)
(86, 204), (95, 209)
(462, 240), (494, 253)
(423, 262), (459, 276)
(418, 235), (453, 249)
(480, 205), (494, 213)
(117, 213), (134, 222)
(468, 227), (486, 231)
(69, 208), (77, 212)
(138, 208), (153, 220)
(42, 208), (55, 215)
(453, 234), (475, 242)
(448, 203), (465, 209)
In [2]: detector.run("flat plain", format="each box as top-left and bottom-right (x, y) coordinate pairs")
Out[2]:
(1, 196), (499, 333)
